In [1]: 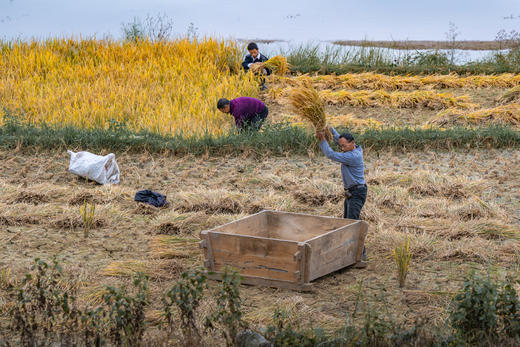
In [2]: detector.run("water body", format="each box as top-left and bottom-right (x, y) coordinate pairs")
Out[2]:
(1, 0), (517, 64)
(259, 41), (507, 64)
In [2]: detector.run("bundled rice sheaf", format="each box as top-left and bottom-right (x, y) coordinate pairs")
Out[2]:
(318, 89), (476, 110)
(496, 86), (520, 105)
(250, 55), (290, 75)
(428, 104), (520, 127)
(288, 73), (520, 91)
(288, 82), (332, 141)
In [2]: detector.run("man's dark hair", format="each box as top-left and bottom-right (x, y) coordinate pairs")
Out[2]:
(217, 98), (230, 109)
(247, 42), (258, 51)
(339, 132), (355, 142)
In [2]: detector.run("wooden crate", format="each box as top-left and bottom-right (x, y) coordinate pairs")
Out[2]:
(200, 210), (368, 291)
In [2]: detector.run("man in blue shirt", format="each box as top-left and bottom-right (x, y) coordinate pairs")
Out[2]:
(317, 126), (368, 265)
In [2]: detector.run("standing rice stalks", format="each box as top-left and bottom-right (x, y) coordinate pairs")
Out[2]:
(288, 82), (332, 141)
(80, 198), (96, 238)
(393, 237), (412, 288)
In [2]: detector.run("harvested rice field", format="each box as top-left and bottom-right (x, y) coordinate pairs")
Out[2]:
(265, 75), (520, 129)
(1, 147), (519, 341)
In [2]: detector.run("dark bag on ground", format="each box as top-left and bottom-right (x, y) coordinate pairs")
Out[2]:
(134, 190), (168, 207)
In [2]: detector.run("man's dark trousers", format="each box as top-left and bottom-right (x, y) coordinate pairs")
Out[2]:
(344, 184), (367, 260)
(344, 185), (367, 219)
(241, 106), (268, 131)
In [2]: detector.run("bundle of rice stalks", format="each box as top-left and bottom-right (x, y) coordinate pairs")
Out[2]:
(319, 89), (476, 110)
(287, 73), (520, 91)
(100, 260), (149, 277)
(174, 188), (245, 214)
(100, 259), (178, 279)
(459, 220), (520, 241)
(496, 86), (520, 105)
(9, 191), (49, 205)
(149, 235), (201, 259)
(448, 196), (498, 221)
(249, 62), (265, 74)
(291, 179), (343, 206)
(249, 55), (290, 75)
(428, 104), (520, 127)
(263, 55), (290, 75)
(288, 82), (331, 141)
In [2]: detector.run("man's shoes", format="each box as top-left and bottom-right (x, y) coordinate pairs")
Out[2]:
(353, 261), (368, 269)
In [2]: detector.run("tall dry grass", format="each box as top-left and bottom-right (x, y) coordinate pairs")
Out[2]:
(0, 38), (258, 136)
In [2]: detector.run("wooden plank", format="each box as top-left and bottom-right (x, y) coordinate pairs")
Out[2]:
(208, 231), (300, 282)
(265, 211), (356, 242)
(355, 221), (368, 262)
(200, 231), (215, 270)
(214, 211), (268, 238)
(307, 221), (365, 281)
(206, 272), (314, 292)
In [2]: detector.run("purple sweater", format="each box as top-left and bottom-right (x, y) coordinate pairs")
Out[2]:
(229, 97), (266, 128)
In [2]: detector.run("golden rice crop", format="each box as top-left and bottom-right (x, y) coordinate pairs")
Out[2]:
(319, 89), (477, 109)
(427, 104), (520, 127)
(0, 38), (258, 136)
(263, 55), (290, 75)
(270, 73), (520, 91)
(250, 55), (289, 75)
(288, 82), (331, 140)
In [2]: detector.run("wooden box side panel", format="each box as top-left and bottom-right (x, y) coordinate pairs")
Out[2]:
(307, 221), (368, 281)
(210, 211), (268, 237)
(207, 232), (301, 282)
(265, 211), (357, 242)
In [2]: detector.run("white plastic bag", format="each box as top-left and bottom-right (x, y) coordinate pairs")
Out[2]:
(67, 150), (120, 185)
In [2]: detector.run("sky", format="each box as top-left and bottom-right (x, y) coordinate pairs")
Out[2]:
(1, 0), (519, 41)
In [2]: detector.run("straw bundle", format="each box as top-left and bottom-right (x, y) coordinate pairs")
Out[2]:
(497, 86), (520, 105)
(288, 82), (332, 141)
(428, 104), (520, 127)
(249, 62), (265, 74)
(249, 55), (290, 75)
(263, 55), (290, 75)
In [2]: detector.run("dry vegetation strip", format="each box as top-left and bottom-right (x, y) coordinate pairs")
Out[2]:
(429, 103), (520, 127)
(318, 89), (477, 109)
(272, 73), (520, 91)
(0, 148), (519, 333)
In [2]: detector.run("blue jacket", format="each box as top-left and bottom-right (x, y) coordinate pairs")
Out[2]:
(319, 127), (366, 189)
(241, 53), (271, 75)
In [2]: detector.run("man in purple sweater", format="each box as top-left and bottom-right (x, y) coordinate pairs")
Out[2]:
(217, 97), (268, 131)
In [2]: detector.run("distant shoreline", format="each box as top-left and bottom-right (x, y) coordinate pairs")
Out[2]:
(239, 39), (517, 51)
(331, 40), (516, 51)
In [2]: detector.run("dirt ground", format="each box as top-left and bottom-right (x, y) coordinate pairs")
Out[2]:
(1, 146), (519, 334)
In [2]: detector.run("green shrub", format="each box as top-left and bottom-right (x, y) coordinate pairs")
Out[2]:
(450, 273), (520, 342)
(163, 269), (208, 345)
(205, 267), (245, 347)
(497, 280), (520, 337)
(264, 308), (324, 347)
(103, 274), (149, 346)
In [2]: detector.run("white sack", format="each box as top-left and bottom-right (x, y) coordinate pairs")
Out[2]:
(67, 150), (120, 185)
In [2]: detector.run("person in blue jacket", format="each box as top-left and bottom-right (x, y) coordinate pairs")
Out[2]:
(316, 125), (368, 266)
